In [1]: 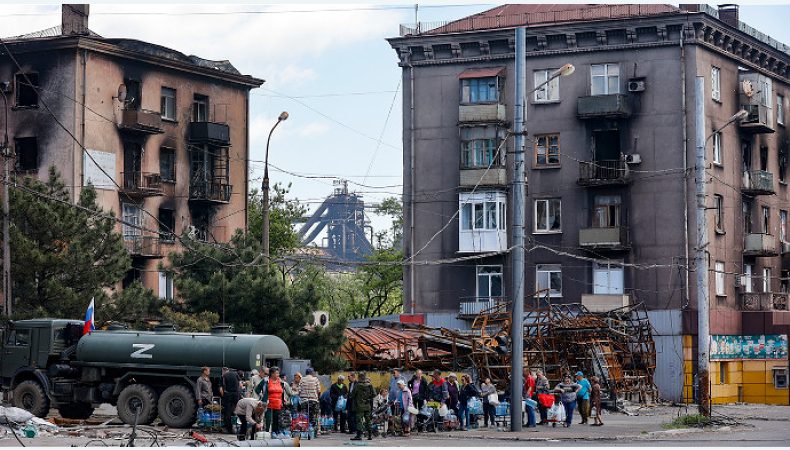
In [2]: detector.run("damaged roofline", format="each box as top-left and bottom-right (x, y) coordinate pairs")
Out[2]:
(1, 36), (264, 89)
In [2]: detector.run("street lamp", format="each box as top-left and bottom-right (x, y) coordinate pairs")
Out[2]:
(261, 111), (289, 260)
(0, 89), (11, 318)
(511, 26), (575, 433)
(695, 98), (747, 417)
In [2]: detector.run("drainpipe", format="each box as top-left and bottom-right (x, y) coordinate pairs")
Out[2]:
(408, 62), (416, 315)
(79, 48), (87, 202)
(680, 33), (691, 307)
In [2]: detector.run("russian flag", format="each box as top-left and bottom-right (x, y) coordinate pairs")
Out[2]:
(83, 298), (95, 335)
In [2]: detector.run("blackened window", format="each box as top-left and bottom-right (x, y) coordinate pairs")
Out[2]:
(159, 147), (176, 182)
(193, 94), (209, 122)
(14, 73), (39, 107)
(124, 79), (141, 110)
(14, 137), (38, 172)
(158, 208), (175, 242)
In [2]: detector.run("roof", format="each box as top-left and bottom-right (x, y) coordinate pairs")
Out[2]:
(459, 67), (505, 79)
(423, 3), (680, 35)
(13, 25), (102, 39)
(13, 319), (83, 327)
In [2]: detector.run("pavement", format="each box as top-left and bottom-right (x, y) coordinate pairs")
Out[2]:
(0, 403), (787, 447)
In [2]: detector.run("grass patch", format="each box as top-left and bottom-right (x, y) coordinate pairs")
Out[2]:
(662, 414), (712, 429)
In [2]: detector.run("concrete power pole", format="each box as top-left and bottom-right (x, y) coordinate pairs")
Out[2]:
(2, 144), (11, 318)
(694, 76), (710, 416)
(509, 26), (526, 432)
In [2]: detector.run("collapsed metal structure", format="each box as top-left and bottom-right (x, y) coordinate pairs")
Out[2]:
(342, 302), (659, 403)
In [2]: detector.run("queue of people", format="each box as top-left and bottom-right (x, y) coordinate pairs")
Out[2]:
(197, 366), (605, 441)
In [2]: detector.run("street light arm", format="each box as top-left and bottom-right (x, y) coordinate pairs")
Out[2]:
(264, 119), (284, 171)
(527, 64), (575, 96)
(704, 109), (748, 145)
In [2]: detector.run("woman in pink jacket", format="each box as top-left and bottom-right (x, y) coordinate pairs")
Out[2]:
(396, 379), (414, 436)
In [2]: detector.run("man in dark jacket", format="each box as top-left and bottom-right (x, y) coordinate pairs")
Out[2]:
(427, 369), (449, 403)
(349, 372), (376, 441)
(329, 375), (348, 432)
(408, 369), (428, 409)
(220, 367), (241, 434)
(346, 373), (358, 434)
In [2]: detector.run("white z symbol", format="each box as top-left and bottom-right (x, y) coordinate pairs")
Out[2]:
(131, 343), (155, 359)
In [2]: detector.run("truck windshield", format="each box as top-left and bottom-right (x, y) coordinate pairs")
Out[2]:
(6, 329), (30, 346)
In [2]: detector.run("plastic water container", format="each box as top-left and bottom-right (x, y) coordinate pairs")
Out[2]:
(255, 431), (271, 440)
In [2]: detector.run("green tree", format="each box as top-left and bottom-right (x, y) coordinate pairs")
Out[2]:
(8, 167), (131, 319)
(247, 183), (307, 256)
(101, 281), (162, 329)
(373, 196), (403, 249)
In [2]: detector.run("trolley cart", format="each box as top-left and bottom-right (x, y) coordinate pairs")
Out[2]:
(197, 397), (224, 432)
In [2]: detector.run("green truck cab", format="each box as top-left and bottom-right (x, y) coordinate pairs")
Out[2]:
(1, 319), (290, 428)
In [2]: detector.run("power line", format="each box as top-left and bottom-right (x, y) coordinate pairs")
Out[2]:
(363, 79), (401, 186)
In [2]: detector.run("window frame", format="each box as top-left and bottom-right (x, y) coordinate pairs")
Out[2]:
(744, 263), (754, 293)
(590, 63), (620, 96)
(121, 203), (143, 239)
(476, 265), (504, 299)
(534, 133), (561, 167)
(536, 264), (562, 298)
(159, 147), (176, 183)
(711, 66), (721, 102)
(14, 137), (38, 172)
(461, 137), (499, 168)
(14, 72), (39, 108)
(533, 198), (562, 233)
(715, 261), (726, 297)
(714, 194), (725, 234)
(533, 69), (560, 103)
(712, 131), (723, 166)
(193, 94), (209, 122)
(460, 76), (501, 104)
(762, 206), (771, 234)
(763, 267), (772, 293)
(160, 87), (177, 121)
(781, 210), (788, 243)
(778, 94), (785, 126)
(158, 271), (174, 300)
(460, 197), (505, 231)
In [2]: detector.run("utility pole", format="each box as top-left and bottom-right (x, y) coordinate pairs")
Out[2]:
(1, 90), (10, 318)
(510, 26), (526, 432)
(261, 111), (288, 261)
(694, 76), (710, 417)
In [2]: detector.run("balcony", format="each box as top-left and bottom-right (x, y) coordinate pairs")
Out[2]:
(458, 297), (507, 317)
(120, 172), (164, 197)
(188, 122), (230, 146)
(581, 294), (631, 313)
(119, 109), (164, 134)
(579, 226), (630, 251)
(744, 233), (779, 257)
(124, 236), (162, 259)
(458, 103), (506, 123)
(577, 160), (631, 186)
(742, 169), (775, 195)
(460, 167), (507, 187)
(189, 180), (232, 203)
(739, 104), (774, 134)
(577, 94), (631, 119)
(740, 292), (789, 312)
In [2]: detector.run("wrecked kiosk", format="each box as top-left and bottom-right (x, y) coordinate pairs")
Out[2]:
(1, 319), (289, 428)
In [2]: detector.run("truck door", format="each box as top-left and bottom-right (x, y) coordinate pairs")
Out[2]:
(2, 329), (32, 378)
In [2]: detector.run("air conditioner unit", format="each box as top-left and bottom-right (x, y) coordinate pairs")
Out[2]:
(624, 154), (642, 164)
(628, 78), (646, 92)
(312, 311), (329, 328)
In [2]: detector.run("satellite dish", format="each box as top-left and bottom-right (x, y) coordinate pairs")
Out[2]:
(741, 79), (754, 98)
(116, 84), (127, 102)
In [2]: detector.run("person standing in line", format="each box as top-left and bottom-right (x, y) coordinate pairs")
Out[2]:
(427, 369), (449, 403)
(298, 368), (322, 434)
(555, 375), (581, 428)
(523, 368), (537, 428)
(446, 373), (461, 419)
(329, 375), (348, 432)
(388, 368), (401, 402)
(590, 376), (604, 426)
(259, 367), (286, 434)
(248, 369), (262, 399)
(535, 370), (551, 425)
(234, 398), (265, 441)
(221, 367), (242, 434)
(479, 378), (497, 428)
(346, 373), (358, 434)
(458, 374), (480, 431)
(196, 366), (213, 408)
(408, 369), (428, 410)
(575, 371), (591, 425)
(349, 372), (376, 441)
(396, 379), (414, 436)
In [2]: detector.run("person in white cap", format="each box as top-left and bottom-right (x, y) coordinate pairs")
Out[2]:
(395, 378), (414, 436)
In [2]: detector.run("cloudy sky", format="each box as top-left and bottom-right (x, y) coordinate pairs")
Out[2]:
(2, 1), (790, 240)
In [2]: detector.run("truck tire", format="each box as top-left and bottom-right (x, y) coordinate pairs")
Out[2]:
(58, 403), (95, 420)
(12, 380), (50, 418)
(157, 385), (197, 428)
(117, 384), (158, 425)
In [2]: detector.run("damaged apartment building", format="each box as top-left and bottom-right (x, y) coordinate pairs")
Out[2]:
(388, 4), (789, 405)
(0, 5), (262, 299)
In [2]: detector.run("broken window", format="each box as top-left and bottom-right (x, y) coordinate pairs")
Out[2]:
(122, 266), (142, 289)
(159, 147), (176, 182)
(14, 73), (39, 107)
(743, 201), (752, 234)
(781, 270), (789, 293)
(121, 203), (142, 239)
(193, 94), (209, 122)
(161, 87), (176, 121)
(534, 198), (561, 233)
(535, 134), (560, 166)
(715, 261), (726, 297)
(534, 69), (560, 102)
(711, 66), (721, 102)
(476, 265), (503, 299)
(14, 137), (38, 172)
(762, 206), (770, 234)
(781, 210), (787, 242)
(779, 147), (787, 183)
(763, 267), (772, 293)
(123, 79), (141, 111)
(592, 195), (621, 228)
(158, 207), (175, 242)
(760, 146), (768, 172)
(714, 194), (724, 232)
(536, 264), (562, 297)
(712, 132), (722, 165)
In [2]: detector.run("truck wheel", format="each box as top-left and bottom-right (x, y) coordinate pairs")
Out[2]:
(157, 385), (197, 428)
(117, 384), (158, 425)
(58, 403), (95, 420)
(12, 380), (50, 417)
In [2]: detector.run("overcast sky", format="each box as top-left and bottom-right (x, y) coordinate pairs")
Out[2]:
(2, 2), (789, 242)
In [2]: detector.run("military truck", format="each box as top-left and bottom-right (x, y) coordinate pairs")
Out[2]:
(0, 319), (290, 428)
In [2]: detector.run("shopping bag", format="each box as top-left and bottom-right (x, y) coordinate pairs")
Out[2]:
(537, 393), (554, 408)
(334, 396), (347, 412)
(486, 392), (500, 406)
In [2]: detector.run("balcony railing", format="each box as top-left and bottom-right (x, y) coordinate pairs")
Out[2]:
(124, 236), (162, 258)
(577, 94), (631, 119)
(120, 172), (164, 196)
(119, 109), (164, 134)
(742, 170), (775, 195)
(188, 122), (230, 146)
(459, 167), (507, 186)
(739, 104), (774, 134)
(581, 294), (631, 312)
(744, 233), (779, 257)
(578, 160), (631, 186)
(740, 292), (788, 311)
(189, 180), (232, 203)
(579, 226), (630, 251)
(458, 104), (506, 123)
(459, 297), (507, 317)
